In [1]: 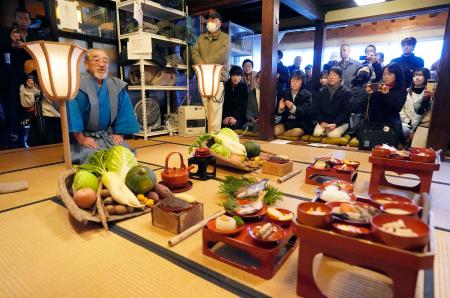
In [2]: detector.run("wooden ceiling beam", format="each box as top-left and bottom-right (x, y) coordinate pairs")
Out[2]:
(280, 0), (324, 21)
(189, 0), (260, 13)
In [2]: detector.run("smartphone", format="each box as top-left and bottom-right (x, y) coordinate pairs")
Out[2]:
(369, 83), (382, 91)
(359, 55), (366, 61)
(426, 79), (436, 91)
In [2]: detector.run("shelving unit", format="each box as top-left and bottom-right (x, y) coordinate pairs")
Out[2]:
(116, 0), (189, 139)
(221, 21), (254, 66)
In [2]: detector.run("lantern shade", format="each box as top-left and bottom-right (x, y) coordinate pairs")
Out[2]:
(193, 64), (224, 98)
(21, 41), (85, 101)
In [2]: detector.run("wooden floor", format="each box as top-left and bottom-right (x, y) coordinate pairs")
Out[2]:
(0, 136), (449, 297)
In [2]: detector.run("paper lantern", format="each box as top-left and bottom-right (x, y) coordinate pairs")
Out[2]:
(193, 64), (224, 132)
(22, 40), (86, 168)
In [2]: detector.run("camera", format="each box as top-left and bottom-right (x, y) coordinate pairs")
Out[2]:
(359, 55), (367, 61)
(368, 83), (382, 91)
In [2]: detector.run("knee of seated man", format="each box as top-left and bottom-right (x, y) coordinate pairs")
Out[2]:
(274, 124), (285, 136)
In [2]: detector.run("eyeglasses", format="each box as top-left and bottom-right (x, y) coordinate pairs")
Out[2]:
(87, 58), (109, 65)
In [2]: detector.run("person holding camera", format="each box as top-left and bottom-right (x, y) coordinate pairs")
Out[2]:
(361, 44), (382, 82)
(20, 73), (62, 146)
(366, 62), (407, 142)
(313, 67), (352, 138)
(391, 37), (424, 87)
(346, 65), (374, 136)
(400, 68), (434, 143)
(275, 71), (314, 138)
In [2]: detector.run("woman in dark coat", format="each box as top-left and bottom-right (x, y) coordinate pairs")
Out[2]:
(222, 66), (248, 129)
(274, 71), (314, 137)
(366, 62), (407, 142)
(313, 67), (353, 138)
(346, 65), (373, 135)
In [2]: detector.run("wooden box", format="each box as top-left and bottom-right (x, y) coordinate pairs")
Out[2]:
(152, 202), (204, 234)
(262, 160), (293, 177)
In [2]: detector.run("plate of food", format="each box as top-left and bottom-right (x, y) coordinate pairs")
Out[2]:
(207, 215), (245, 236)
(316, 185), (356, 202)
(369, 193), (413, 207)
(371, 214), (430, 250)
(267, 207), (294, 227)
(380, 202), (421, 216)
(297, 202), (332, 228)
(248, 222), (285, 247)
(343, 160), (360, 169)
(334, 164), (355, 173)
(322, 180), (353, 192)
(333, 223), (371, 238)
(326, 201), (380, 226)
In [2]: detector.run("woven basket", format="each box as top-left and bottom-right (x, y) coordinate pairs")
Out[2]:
(211, 152), (256, 172)
(58, 169), (151, 225)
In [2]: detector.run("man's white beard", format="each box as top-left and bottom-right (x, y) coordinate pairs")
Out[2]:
(94, 71), (107, 80)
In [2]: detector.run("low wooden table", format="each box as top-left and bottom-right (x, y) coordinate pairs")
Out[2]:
(368, 155), (440, 194)
(292, 218), (434, 298)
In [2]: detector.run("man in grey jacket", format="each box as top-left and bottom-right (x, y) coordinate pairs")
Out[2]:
(339, 44), (360, 87)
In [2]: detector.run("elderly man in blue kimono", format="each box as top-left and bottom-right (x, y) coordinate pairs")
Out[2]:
(67, 48), (139, 164)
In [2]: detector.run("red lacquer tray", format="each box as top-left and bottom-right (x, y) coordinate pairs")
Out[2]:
(202, 219), (298, 279)
(305, 165), (357, 186)
(293, 194), (434, 298)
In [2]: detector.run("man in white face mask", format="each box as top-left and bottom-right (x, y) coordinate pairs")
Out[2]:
(191, 10), (231, 132)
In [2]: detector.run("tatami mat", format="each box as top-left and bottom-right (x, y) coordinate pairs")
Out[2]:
(1, 137), (449, 297)
(0, 201), (237, 298)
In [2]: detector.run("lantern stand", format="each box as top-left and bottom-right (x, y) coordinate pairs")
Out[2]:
(21, 41), (86, 169)
(192, 64), (224, 133)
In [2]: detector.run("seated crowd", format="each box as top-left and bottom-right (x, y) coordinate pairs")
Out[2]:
(221, 36), (436, 148)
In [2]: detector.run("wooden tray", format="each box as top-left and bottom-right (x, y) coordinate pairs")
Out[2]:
(368, 155), (440, 194)
(369, 155), (440, 170)
(305, 165), (357, 186)
(58, 169), (151, 225)
(202, 220), (298, 279)
(294, 194), (434, 298)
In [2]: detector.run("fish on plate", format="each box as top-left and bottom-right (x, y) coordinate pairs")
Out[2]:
(234, 178), (269, 199)
(234, 192), (264, 215)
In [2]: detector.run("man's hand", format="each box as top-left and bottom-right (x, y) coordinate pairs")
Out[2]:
(80, 137), (98, 149)
(111, 134), (124, 145)
(228, 117), (237, 125)
(320, 122), (329, 128)
(278, 98), (286, 110)
(73, 132), (98, 149)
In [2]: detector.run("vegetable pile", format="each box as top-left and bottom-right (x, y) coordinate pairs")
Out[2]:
(72, 145), (170, 216)
(188, 128), (267, 168)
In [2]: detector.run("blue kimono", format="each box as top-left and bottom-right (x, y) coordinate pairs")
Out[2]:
(67, 73), (139, 164)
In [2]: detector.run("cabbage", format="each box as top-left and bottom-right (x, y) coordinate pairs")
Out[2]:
(73, 170), (99, 192)
(105, 145), (137, 181)
(210, 143), (231, 157)
(218, 127), (239, 142)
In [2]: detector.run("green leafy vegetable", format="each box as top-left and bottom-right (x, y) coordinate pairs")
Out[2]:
(77, 149), (109, 176)
(188, 133), (214, 154)
(233, 215), (245, 226)
(73, 170), (99, 192)
(210, 143), (231, 157)
(219, 127), (239, 142)
(105, 145), (137, 181)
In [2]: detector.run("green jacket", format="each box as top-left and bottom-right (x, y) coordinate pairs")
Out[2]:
(191, 31), (230, 81)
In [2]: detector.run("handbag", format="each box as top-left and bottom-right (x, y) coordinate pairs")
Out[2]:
(357, 93), (399, 150)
